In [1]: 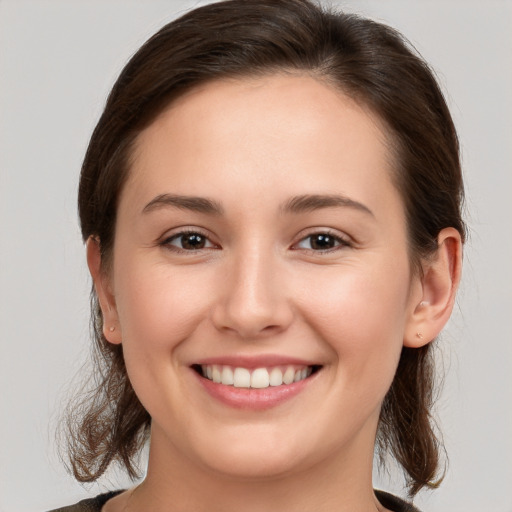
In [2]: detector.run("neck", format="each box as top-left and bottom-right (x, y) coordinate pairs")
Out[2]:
(126, 422), (386, 512)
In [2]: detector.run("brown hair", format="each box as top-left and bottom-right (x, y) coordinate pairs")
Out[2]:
(69, 0), (465, 497)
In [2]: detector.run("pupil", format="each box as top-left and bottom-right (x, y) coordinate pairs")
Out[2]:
(312, 234), (334, 249)
(183, 233), (205, 249)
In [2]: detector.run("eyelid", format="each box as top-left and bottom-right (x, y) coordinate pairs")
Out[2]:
(157, 226), (352, 254)
(291, 228), (353, 252)
(160, 227), (219, 252)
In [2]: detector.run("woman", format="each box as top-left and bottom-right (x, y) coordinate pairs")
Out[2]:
(52, 0), (464, 510)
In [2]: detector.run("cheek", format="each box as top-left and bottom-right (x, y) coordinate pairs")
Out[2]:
(113, 259), (214, 352)
(111, 258), (219, 419)
(298, 260), (410, 383)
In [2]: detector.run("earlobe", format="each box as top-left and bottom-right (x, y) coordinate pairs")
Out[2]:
(404, 227), (462, 348)
(86, 236), (122, 345)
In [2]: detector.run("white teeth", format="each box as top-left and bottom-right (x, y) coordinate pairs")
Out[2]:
(212, 365), (222, 383)
(233, 367), (251, 388)
(221, 365), (234, 385)
(269, 367), (283, 386)
(283, 366), (295, 385)
(200, 364), (315, 388)
(251, 368), (270, 388)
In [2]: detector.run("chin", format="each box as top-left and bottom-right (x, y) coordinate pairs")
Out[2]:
(206, 452), (301, 481)
(192, 427), (311, 480)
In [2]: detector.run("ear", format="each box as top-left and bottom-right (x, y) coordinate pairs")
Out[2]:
(404, 227), (463, 348)
(86, 236), (122, 345)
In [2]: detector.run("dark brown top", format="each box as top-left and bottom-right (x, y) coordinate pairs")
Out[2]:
(47, 489), (421, 512)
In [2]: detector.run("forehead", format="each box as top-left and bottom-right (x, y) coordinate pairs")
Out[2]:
(124, 74), (401, 220)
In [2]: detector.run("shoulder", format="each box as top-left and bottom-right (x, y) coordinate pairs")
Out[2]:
(375, 489), (421, 512)
(46, 491), (124, 512)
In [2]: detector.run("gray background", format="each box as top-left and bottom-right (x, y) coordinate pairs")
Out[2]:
(0, 1), (511, 511)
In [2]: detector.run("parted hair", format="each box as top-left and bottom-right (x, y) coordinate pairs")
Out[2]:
(69, 0), (465, 497)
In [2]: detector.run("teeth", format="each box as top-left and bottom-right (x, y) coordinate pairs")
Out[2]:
(212, 366), (222, 383)
(251, 368), (270, 388)
(269, 367), (283, 386)
(200, 364), (314, 388)
(283, 366), (295, 385)
(233, 367), (251, 388)
(221, 365), (234, 385)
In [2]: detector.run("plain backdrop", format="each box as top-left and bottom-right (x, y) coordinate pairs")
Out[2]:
(1, 1), (511, 511)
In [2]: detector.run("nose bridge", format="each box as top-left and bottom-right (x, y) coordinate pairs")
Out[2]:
(212, 240), (292, 337)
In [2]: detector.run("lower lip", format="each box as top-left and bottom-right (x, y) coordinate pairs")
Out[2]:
(193, 370), (317, 410)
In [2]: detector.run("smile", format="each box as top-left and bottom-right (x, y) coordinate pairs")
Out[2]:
(196, 364), (317, 388)
(191, 361), (322, 410)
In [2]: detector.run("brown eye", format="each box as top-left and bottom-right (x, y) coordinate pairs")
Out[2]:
(295, 232), (349, 251)
(309, 234), (336, 250)
(165, 231), (214, 251)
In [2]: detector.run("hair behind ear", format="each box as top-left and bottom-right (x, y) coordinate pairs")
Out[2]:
(377, 344), (444, 496)
(378, 228), (461, 495)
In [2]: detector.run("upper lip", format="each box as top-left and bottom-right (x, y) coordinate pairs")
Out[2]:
(192, 354), (321, 369)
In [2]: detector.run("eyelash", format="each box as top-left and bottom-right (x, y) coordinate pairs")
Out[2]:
(161, 229), (217, 254)
(160, 229), (352, 254)
(292, 230), (352, 253)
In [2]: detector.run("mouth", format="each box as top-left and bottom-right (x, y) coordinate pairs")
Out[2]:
(191, 364), (322, 389)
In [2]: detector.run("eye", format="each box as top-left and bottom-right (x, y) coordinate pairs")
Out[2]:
(163, 230), (216, 251)
(294, 232), (350, 251)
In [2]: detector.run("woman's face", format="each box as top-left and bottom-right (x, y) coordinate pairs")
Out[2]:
(102, 75), (424, 479)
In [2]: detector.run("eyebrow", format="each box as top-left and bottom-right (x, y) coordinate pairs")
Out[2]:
(142, 193), (373, 217)
(143, 194), (224, 215)
(280, 194), (374, 217)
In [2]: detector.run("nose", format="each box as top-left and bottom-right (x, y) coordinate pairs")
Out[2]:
(211, 248), (294, 339)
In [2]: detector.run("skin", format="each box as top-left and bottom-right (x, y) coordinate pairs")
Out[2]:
(88, 74), (462, 512)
